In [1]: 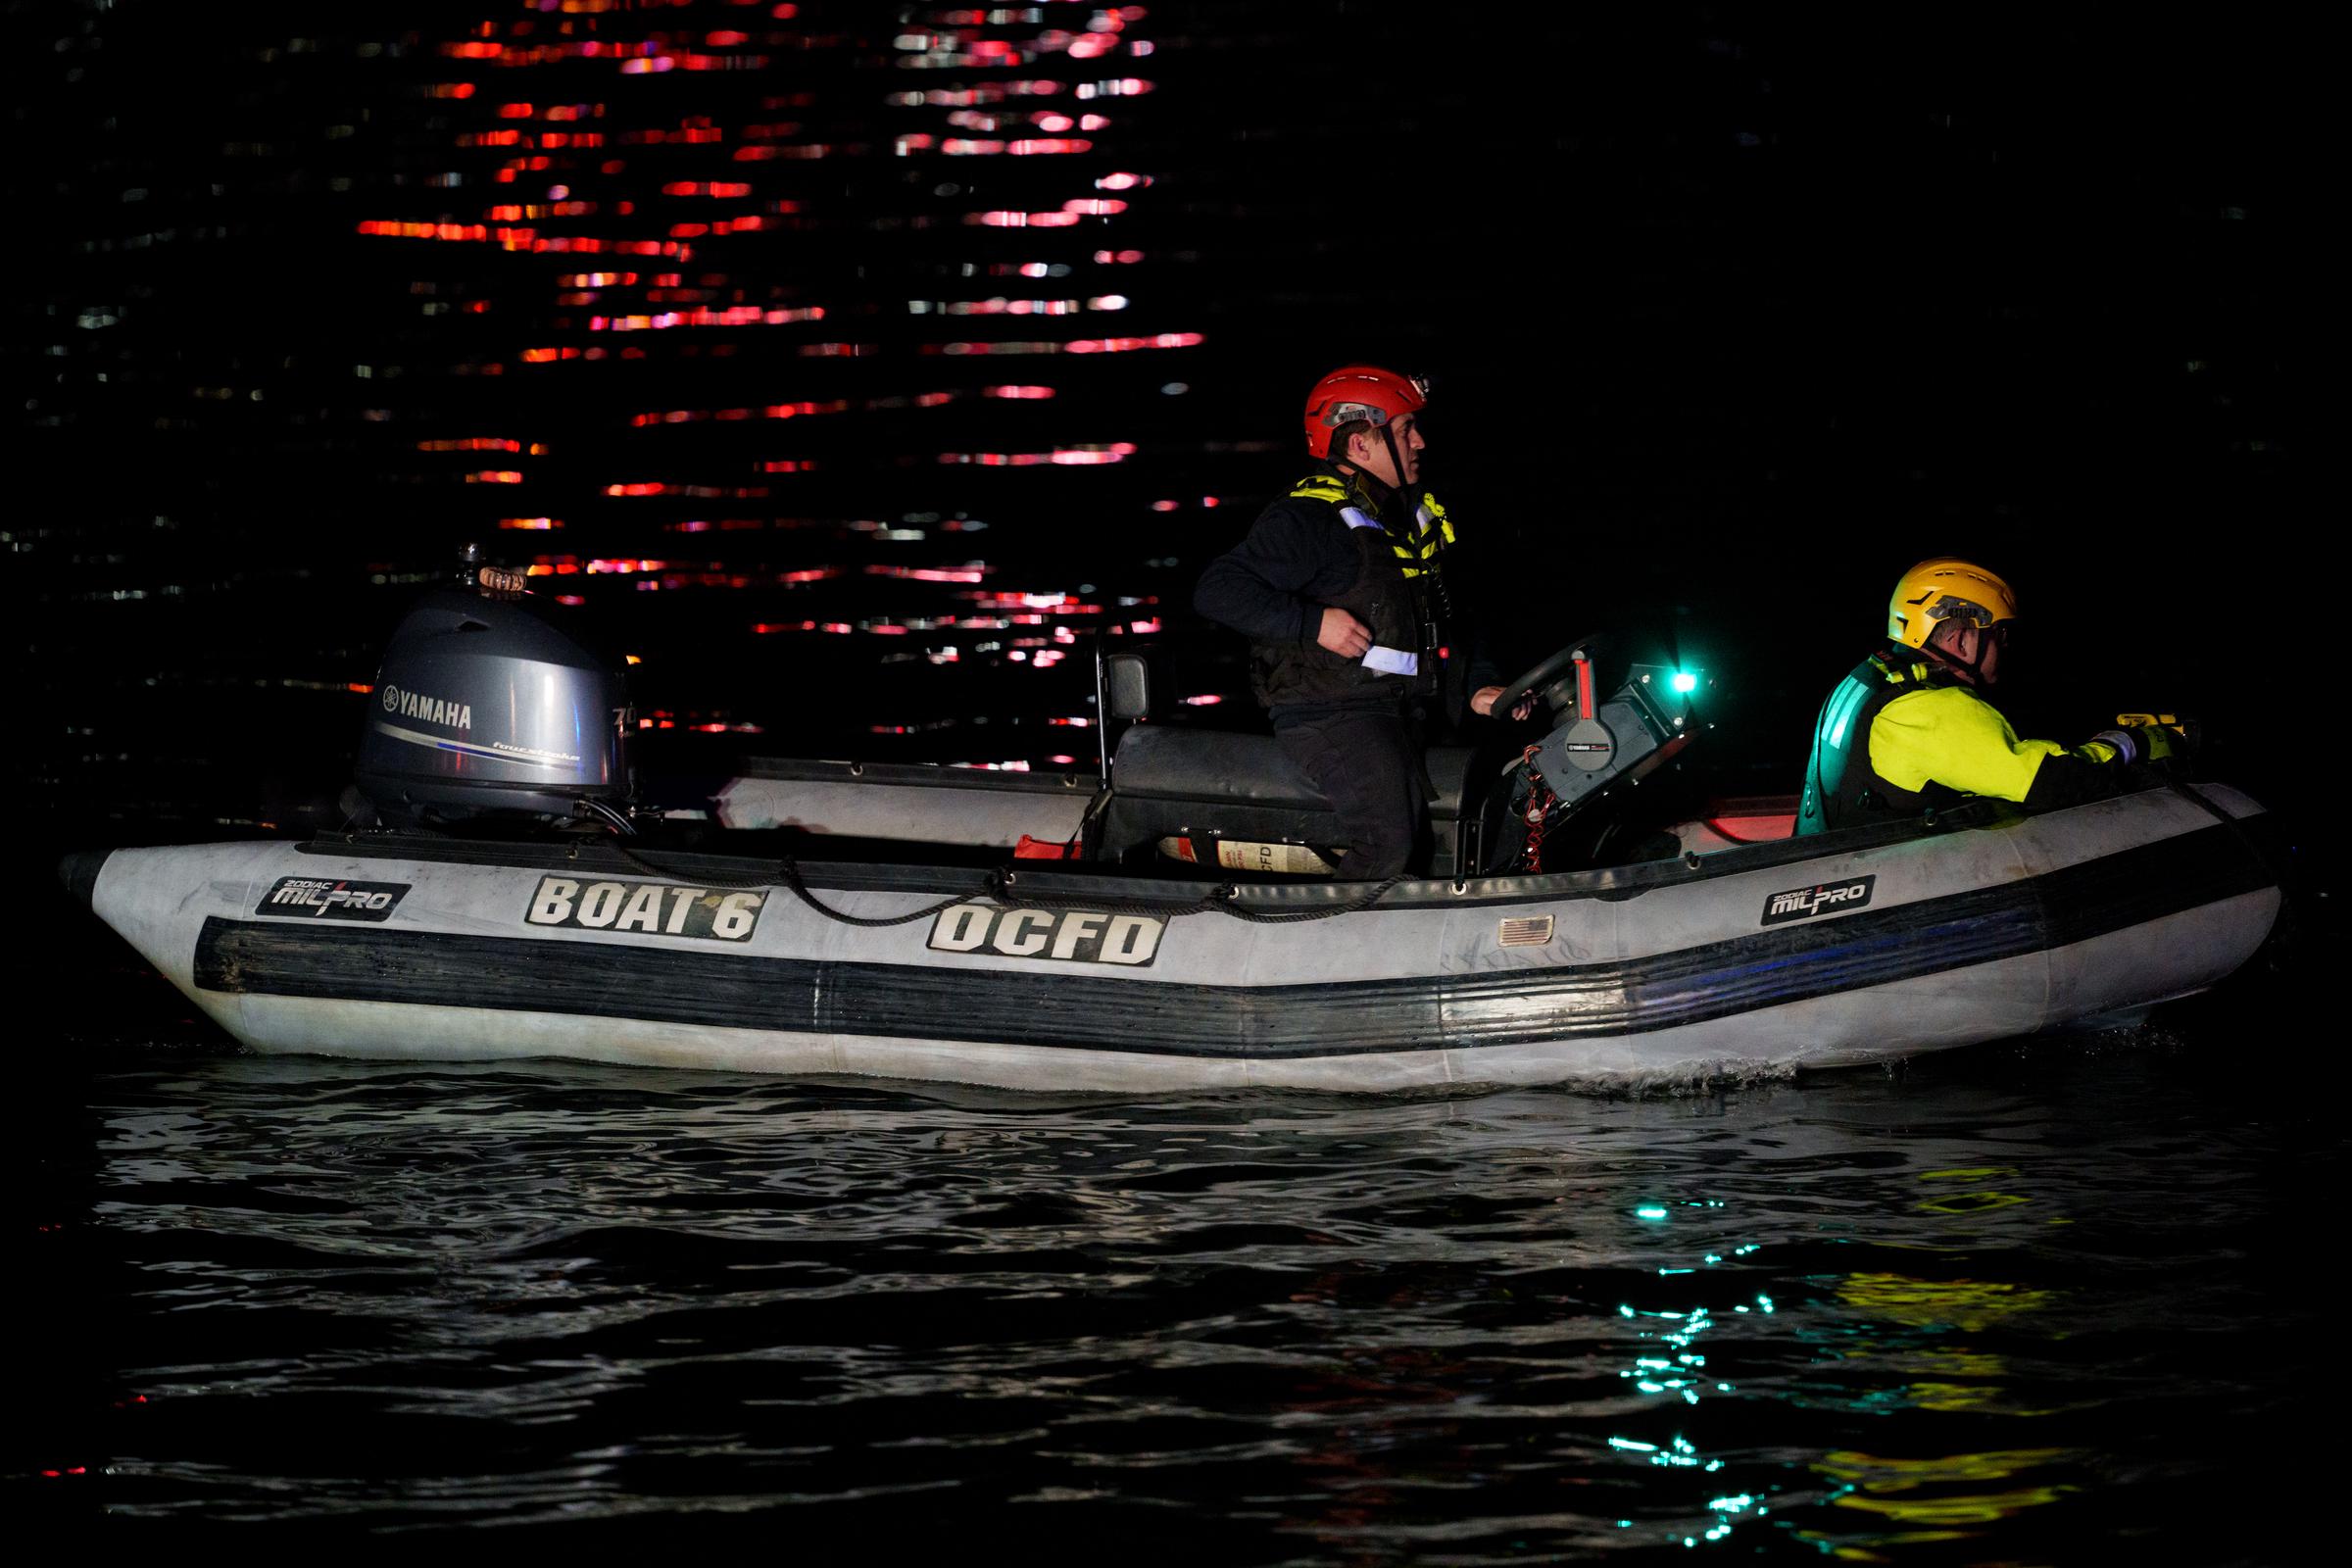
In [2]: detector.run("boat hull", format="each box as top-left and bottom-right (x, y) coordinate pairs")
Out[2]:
(72, 785), (2283, 1091)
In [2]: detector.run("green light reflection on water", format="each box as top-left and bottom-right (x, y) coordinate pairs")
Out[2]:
(1608, 1197), (1790, 1550)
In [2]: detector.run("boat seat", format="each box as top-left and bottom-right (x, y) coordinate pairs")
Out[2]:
(1099, 723), (1478, 869)
(1669, 794), (1801, 855)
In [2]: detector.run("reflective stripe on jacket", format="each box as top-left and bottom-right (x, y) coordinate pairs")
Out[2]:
(1796, 652), (2061, 835)
(1250, 469), (1458, 711)
(1796, 650), (2166, 836)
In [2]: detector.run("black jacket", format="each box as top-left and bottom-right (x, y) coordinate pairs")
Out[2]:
(1195, 462), (1498, 723)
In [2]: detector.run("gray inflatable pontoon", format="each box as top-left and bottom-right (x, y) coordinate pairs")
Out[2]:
(59, 565), (2285, 1090)
(63, 779), (2279, 1091)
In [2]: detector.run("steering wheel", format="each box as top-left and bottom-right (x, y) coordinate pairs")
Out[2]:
(1489, 632), (1610, 724)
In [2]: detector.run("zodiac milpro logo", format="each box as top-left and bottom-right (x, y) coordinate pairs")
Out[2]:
(1761, 874), (1877, 926)
(927, 904), (1164, 966)
(526, 877), (765, 942)
(258, 877), (410, 921)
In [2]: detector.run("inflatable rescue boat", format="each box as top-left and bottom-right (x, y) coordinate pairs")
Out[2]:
(62, 559), (2285, 1090)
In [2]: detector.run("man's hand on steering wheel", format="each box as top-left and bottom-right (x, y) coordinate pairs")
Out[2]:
(1489, 634), (1607, 724)
(1471, 685), (1536, 720)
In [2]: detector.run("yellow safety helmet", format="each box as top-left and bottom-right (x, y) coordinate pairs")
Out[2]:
(1886, 558), (2020, 650)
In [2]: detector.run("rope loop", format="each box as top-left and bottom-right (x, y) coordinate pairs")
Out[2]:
(1198, 873), (1405, 922)
(612, 840), (971, 926)
(607, 838), (1405, 928)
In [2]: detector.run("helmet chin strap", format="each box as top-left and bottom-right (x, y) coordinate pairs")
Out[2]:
(1377, 421), (1411, 492)
(1340, 427), (1404, 498)
(1924, 626), (1992, 686)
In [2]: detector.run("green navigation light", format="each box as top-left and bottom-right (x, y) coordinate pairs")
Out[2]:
(1671, 670), (1699, 695)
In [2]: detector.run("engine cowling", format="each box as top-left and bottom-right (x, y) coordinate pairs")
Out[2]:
(354, 585), (630, 829)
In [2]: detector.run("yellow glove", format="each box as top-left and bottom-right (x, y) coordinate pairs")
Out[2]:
(2082, 715), (2192, 766)
(2117, 712), (2197, 758)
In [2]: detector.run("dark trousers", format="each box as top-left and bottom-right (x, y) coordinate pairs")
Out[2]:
(1275, 709), (1427, 880)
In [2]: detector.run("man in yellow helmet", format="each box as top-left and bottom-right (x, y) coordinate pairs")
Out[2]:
(1794, 559), (2184, 836)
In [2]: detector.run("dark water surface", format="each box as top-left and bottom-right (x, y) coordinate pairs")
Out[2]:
(24, 1004), (2330, 1558)
(14, 13), (2330, 1548)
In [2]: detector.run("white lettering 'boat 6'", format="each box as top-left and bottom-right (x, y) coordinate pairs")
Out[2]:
(526, 877), (766, 942)
(927, 903), (1164, 966)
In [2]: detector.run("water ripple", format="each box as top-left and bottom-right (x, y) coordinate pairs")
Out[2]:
(23, 1036), (2331, 1557)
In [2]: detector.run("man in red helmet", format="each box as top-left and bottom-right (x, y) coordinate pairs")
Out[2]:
(1193, 366), (1525, 880)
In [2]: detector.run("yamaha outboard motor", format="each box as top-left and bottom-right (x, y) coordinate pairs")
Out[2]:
(354, 546), (633, 832)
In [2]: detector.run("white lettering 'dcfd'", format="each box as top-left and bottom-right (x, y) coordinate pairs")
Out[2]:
(1102, 914), (1162, 965)
(994, 908), (1054, 956)
(1050, 911), (1105, 959)
(924, 905), (1164, 966)
(930, 905), (992, 951)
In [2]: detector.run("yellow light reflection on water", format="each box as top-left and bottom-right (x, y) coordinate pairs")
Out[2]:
(1816, 1447), (2077, 1532)
(1602, 1157), (2092, 1555)
(1837, 1272), (2053, 1334)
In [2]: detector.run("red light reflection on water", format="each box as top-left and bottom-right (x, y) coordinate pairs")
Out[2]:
(938, 443), (1134, 467)
(865, 564), (987, 583)
(339, 2), (1197, 757)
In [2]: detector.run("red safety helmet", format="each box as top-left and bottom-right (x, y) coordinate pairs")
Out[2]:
(1300, 365), (1428, 459)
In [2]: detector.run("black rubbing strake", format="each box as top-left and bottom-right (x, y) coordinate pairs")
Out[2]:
(190, 820), (2278, 1059)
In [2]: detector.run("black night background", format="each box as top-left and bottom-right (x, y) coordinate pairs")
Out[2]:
(11, 0), (2335, 1550)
